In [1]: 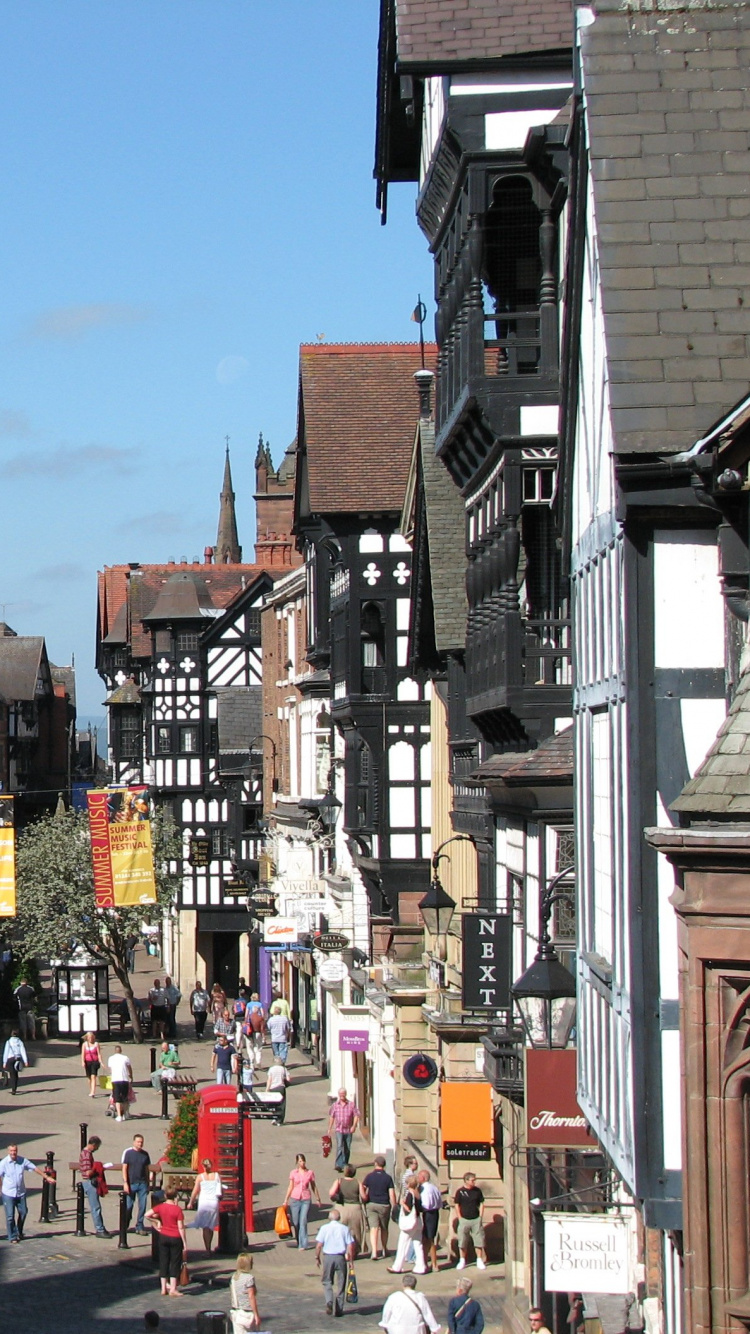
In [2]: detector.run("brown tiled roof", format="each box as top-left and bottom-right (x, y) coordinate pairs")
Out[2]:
(581, 0), (750, 454)
(299, 343), (437, 514)
(393, 0), (573, 68)
(475, 728), (574, 785)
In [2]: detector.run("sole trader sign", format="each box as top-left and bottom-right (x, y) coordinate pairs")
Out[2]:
(543, 1213), (631, 1294)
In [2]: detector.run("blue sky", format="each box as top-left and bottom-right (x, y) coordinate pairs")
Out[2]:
(0, 2), (431, 720)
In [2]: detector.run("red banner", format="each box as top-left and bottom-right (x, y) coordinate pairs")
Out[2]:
(87, 789), (115, 908)
(525, 1048), (593, 1147)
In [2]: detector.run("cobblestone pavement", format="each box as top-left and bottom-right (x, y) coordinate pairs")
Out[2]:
(0, 957), (507, 1332)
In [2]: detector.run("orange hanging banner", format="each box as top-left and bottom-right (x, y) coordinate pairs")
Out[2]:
(87, 787), (157, 908)
(87, 789), (115, 908)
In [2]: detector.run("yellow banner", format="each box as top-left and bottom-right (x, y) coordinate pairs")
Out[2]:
(88, 788), (157, 907)
(0, 796), (15, 917)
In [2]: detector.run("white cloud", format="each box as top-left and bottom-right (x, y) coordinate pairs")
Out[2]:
(4, 443), (136, 479)
(26, 302), (151, 341)
(216, 355), (249, 385)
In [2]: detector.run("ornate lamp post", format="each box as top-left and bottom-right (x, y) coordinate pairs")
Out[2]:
(511, 864), (576, 1049)
(418, 834), (474, 961)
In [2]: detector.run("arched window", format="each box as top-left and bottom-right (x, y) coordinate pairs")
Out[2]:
(361, 601), (386, 693)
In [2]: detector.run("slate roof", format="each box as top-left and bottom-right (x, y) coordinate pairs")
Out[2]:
(419, 414), (467, 653)
(0, 637), (47, 702)
(391, 0), (573, 68)
(475, 727), (574, 786)
(582, 0), (750, 454)
(142, 572), (216, 623)
(672, 670), (748, 816)
(298, 343), (437, 514)
(216, 687), (263, 755)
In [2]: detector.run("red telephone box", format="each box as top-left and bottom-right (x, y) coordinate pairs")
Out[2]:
(197, 1085), (254, 1232)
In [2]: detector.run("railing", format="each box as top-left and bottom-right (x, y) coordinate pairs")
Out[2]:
(483, 310), (542, 377)
(522, 618), (573, 687)
(330, 568), (350, 605)
(466, 610), (572, 703)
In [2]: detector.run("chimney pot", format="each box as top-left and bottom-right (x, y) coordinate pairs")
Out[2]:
(414, 368), (434, 419)
(204, 546), (214, 565)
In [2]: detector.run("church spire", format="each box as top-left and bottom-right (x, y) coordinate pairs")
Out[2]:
(215, 438), (242, 564)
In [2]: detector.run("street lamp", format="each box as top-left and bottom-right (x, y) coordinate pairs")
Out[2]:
(418, 834), (474, 960)
(511, 865), (576, 1048)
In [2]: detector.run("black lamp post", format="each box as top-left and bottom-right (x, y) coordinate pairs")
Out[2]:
(511, 864), (576, 1049)
(418, 834), (474, 959)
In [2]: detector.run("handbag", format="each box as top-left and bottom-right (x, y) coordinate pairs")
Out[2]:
(178, 1261), (190, 1287)
(274, 1205), (292, 1237)
(345, 1265), (358, 1305)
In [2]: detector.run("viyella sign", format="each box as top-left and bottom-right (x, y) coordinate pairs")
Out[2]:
(462, 914), (511, 1009)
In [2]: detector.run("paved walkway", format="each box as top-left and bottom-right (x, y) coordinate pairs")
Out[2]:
(0, 954), (507, 1331)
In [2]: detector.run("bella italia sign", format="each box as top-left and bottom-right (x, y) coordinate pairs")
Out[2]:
(543, 1213), (631, 1294)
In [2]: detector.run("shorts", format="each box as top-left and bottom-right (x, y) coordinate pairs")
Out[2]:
(84, 1060), (100, 1077)
(151, 1006), (167, 1022)
(366, 1201), (391, 1231)
(457, 1215), (485, 1250)
(422, 1208), (440, 1242)
(112, 1080), (130, 1104)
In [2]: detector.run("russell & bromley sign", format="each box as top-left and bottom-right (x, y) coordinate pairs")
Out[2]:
(543, 1213), (631, 1294)
(525, 1049), (592, 1148)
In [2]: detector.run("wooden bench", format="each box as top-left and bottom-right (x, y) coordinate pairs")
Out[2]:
(161, 1169), (197, 1207)
(165, 1075), (198, 1100)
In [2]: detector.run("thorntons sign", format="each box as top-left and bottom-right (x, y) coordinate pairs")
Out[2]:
(543, 1213), (631, 1294)
(525, 1049), (592, 1148)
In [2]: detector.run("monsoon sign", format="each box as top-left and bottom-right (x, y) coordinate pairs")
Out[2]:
(87, 787), (157, 908)
(543, 1213), (631, 1294)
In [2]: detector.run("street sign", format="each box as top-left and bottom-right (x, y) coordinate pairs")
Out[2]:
(314, 931), (349, 952)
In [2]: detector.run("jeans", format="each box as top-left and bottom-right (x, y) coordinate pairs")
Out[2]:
(124, 1180), (149, 1229)
(216, 1067), (232, 1085)
(322, 1252), (347, 1315)
(81, 1176), (106, 1234)
(2, 1192), (27, 1241)
(193, 1011), (207, 1038)
(288, 1197), (310, 1249)
(271, 1041), (288, 1064)
(3, 1059), (20, 1093)
(334, 1132), (352, 1171)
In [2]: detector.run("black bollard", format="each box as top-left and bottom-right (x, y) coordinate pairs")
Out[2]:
(74, 1182), (86, 1236)
(118, 1192), (130, 1249)
(161, 1079), (169, 1120)
(46, 1151), (58, 1218)
(39, 1176), (50, 1223)
(79, 1122), (88, 1151)
(150, 1046), (157, 1074)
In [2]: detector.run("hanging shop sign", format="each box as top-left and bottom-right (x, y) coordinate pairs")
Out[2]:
(444, 1142), (492, 1161)
(461, 913), (512, 1010)
(87, 786), (157, 908)
(403, 1053), (438, 1090)
(223, 876), (249, 897)
(543, 1213), (632, 1294)
(247, 889), (278, 919)
(318, 957), (349, 988)
(188, 836), (212, 868)
(0, 796), (15, 918)
(314, 932), (349, 952)
(339, 1029), (369, 1052)
(263, 916), (298, 945)
(440, 1081), (493, 1161)
(526, 1049), (592, 1147)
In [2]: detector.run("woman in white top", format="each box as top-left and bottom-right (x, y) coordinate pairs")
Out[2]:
(229, 1251), (260, 1332)
(187, 1157), (222, 1253)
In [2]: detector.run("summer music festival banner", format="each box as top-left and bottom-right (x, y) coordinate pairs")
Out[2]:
(87, 787), (157, 908)
(0, 796), (16, 917)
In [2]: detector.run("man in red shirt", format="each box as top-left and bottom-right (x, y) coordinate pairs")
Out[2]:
(145, 1187), (188, 1298)
(327, 1088), (360, 1171)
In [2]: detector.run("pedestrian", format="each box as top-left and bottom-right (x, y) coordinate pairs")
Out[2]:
(189, 981), (210, 1039)
(13, 977), (36, 1042)
(2, 1028), (28, 1095)
(283, 1152), (322, 1251)
(81, 1031), (103, 1098)
(122, 1133), (152, 1234)
(265, 1057), (290, 1124)
(243, 994), (266, 1064)
(229, 1251), (261, 1333)
(418, 1169), (442, 1272)
(232, 991), (248, 1023)
(0, 1143), (55, 1243)
(269, 991), (291, 1021)
(361, 1154), (397, 1261)
(163, 976), (181, 1041)
(214, 1005), (234, 1039)
(330, 1163), (365, 1256)
(379, 1273), (441, 1334)
(144, 1186), (188, 1300)
(328, 1088), (360, 1172)
(267, 1008), (291, 1064)
(210, 982), (227, 1029)
(453, 1172), (487, 1270)
(528, 1309), (551, 1334)
(400, 1156), (419, 1193)
(150, 1041), (180, 1091)
(78, 1135), (112, 1238)
(211, 1033), (237, 1085)
(125, 933), (138, 973)
(187, 1157), (222, 1254)
(148, 979), (168, 1040)
(448, 1277), (485, 1334)
(389, 1174), (425, 1275)
(108, 1043), (134, 1121)
(315, 1207), (355, 1317)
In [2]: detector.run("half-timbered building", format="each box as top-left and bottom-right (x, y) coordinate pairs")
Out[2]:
(96, 446), (298, 989)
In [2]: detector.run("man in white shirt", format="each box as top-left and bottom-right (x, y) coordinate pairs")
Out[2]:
(108, 1045), (134, 1121)
(380, 1273), (441, 1334)
(315, 1208), (355, 1317)
(265, 1060), (290, 1125)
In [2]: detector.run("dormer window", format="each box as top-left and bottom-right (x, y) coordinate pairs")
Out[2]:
(177, 632), (199, 652)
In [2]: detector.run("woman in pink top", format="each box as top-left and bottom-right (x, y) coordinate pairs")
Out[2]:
(282, 1152), (322, 1250)
(81, 1032), (102, 1098)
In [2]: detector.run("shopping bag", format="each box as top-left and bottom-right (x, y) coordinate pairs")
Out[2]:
(98, 1074), (112, 1091)
(274, 1205), (292, 1237)
(345, 1265), (358, 1305)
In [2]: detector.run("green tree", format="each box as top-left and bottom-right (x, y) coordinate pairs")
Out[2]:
(15, 806), (182, 1041)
